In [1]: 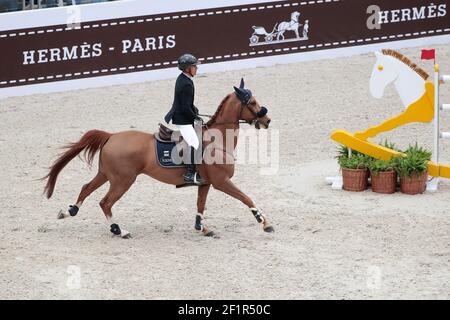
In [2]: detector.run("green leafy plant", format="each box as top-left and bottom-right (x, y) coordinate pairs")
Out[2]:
(404, 143), (432, 159)
(336, 145), (370, 169)
(392, 143), (431, 177)
(380, 139), (400, 152)
(338, 154), (368, 169)
(368, 159), (395, 174)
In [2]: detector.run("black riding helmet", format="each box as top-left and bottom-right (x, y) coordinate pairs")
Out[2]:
(178, 53), (201, 71)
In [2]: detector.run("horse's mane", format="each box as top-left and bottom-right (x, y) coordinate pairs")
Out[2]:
(381, 49), (429, 80)
(206, 94), (233, 126)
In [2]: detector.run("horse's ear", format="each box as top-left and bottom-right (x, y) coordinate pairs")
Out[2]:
(234, 86), (244, 96)
(374, 51), (383, 58)
(239, 78), (245, 89)
(234, 86), (249, 102)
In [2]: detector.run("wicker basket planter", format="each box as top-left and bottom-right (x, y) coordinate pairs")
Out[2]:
(342, 168), (368, 192)
(370, 170), (397, 194)
(399, 171), (428, 195)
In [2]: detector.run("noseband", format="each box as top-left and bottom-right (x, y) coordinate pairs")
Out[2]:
(240, 101), (268, 125)
(235, 89), (267, 124)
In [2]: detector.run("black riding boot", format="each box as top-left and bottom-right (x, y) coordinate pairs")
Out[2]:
(183, 146), (203, 185)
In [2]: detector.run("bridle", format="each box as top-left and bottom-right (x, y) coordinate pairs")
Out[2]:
(246, 103), (268, 124)
(198, 96), (269, 162)
(200, 98), (268, 128)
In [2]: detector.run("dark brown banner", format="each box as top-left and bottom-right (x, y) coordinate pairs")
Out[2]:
(0, 0), (448, 88)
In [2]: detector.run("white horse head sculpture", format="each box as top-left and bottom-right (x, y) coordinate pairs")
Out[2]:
(291, 11), (300, 22)
(370, 50), (430, 108)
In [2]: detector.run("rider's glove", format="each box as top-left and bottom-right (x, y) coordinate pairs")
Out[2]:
(193, 105), (199, 115)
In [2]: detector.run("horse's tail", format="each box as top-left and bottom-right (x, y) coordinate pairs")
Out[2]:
(42, 130), (112, 199)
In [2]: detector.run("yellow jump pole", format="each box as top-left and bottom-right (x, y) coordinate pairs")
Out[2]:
(433, 64), (439, 165)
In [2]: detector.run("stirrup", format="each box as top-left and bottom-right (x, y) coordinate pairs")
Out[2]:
(193, 172), (203, 184)
(184, 172), (203, 185)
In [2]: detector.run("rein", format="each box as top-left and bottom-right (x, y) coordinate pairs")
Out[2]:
(198, 114), (249, 126)
(199, 102), (266, 128)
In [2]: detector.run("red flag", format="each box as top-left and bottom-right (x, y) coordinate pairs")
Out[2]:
(421, 49), (435, 60)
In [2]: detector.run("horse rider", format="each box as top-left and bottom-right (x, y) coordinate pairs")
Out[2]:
(164, 53), (204, 185)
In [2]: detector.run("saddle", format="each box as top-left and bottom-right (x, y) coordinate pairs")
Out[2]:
(155, 123), (183, 143)
(154, 123), (206, 169)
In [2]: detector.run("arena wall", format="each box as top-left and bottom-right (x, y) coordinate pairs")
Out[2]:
(0, 0), (449, 98)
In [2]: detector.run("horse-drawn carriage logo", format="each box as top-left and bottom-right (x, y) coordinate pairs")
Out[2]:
(249, 11), (309, 46)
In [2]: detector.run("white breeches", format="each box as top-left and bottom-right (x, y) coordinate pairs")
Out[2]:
(176, 124), (200, 150)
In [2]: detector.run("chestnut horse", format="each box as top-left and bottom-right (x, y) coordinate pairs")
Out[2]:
(43, 79), (273, 238)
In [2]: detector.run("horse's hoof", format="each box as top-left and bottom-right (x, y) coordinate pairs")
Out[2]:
(204, 230), (215, 237)
(264, 226), (275, 233)
(201, 226), (215, 237)
(57, 210), (66, 220)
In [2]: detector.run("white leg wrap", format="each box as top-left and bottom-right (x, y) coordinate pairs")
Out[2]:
(195, 213), (205, 231)
(57, 203), (81, 220)
(120, 229), (130, 238)
(250, 207), (265, 224)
